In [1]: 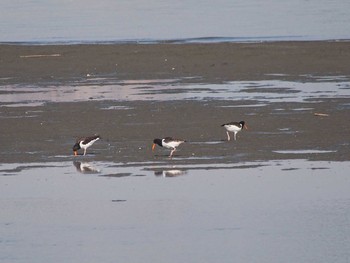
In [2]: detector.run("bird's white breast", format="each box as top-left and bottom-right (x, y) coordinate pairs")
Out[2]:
(224, 124), (242, 132)
(162, 140), (183, 149)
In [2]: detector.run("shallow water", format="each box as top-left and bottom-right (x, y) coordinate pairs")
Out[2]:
(1, 77), (349, 107)
(1, 159), (350, 263)
(1, 0), (350, 43)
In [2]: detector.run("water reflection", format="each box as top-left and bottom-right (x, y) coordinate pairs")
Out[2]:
(72, 160), (187, 177)
(73, 161), (100, 174)
(154, 169), (187, 177)
(2, 159), (350, 263)
(1, 78), (349, 107)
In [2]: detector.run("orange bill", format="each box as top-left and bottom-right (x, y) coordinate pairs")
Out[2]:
(152, 143), (156, 151)
(244, 124), (248, 130)
(74, 151), (78, 156)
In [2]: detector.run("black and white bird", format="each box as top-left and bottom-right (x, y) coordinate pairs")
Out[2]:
(73, 135), (101, 156)
(221, 121), (248, 141)
(152, 137), (186, 157)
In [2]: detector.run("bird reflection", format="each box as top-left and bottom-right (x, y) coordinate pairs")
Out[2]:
(73, 161), (100, 174)
(154, 169), (187, 177)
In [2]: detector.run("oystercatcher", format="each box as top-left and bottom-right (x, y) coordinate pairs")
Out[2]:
(221, 121), (248, 141)
(152, 137), (186, 157)
(73, 135), (101, 156)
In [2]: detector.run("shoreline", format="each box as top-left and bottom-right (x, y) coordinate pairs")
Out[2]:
(2, 37), (349, 45)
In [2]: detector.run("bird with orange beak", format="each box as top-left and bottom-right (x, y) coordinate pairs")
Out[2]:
(73, 135), (101, 156)
(221, 121), (248, 141)
(152, 137), (186, 157)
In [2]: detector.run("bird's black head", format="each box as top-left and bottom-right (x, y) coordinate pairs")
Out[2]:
(153, 138), (162, 147)
(239, 121), (248, 130)
(73, 143), (81, 151)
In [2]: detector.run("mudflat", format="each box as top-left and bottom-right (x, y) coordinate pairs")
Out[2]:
(1, 41), (350, 84)
(0, 41), (350, 165)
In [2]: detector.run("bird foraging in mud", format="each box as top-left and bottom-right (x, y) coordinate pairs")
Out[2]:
(152, 137), (186, 157)
(73, 135), (101, 156)
(221, 121), (248, 141)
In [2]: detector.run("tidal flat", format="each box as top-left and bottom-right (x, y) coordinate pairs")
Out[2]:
(1, 42), (350, 263)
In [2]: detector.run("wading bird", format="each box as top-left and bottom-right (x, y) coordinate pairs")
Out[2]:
(221, 121), (248, 141)
(73, 135), (101, 156)
(152, 137), (186, 157)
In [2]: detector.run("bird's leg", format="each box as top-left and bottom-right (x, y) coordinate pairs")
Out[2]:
(234, 132), (237, 141)
(84, 149), (87, 156)
(226, 131), (231, 141)
(169, 148), (176, 158)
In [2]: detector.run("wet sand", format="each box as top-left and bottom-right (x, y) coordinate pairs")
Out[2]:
(1, 41), (350, 164)
(1, 41), (350, 84)
(1, 98), (350, 165)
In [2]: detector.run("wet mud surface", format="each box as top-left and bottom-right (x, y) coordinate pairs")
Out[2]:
(1, 96), (349, 166)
